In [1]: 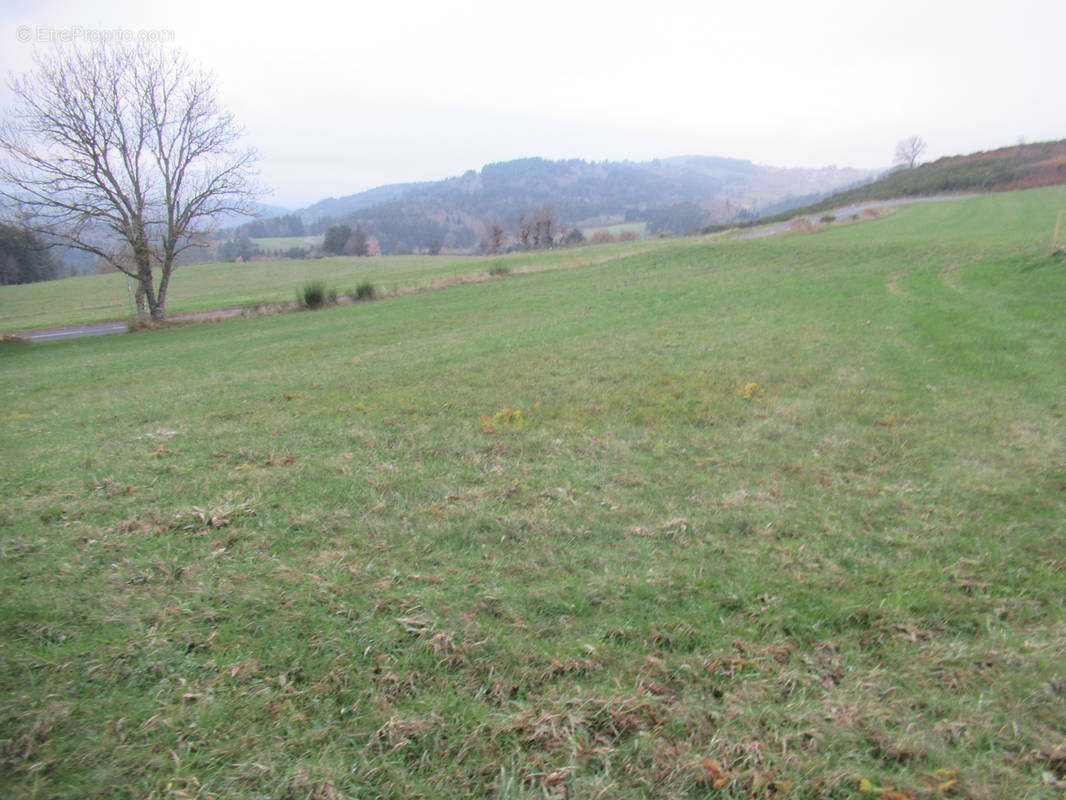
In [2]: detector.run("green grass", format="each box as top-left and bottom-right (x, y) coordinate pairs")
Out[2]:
(252, 235), (325, 251)
(0, 241), (663, 333)
(758, 138), (1066, 224)
(580, 222), (649, 239)
(2, 187), (1065, 799)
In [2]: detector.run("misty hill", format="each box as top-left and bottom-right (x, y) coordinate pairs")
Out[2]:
(757, 138), (1066, 223)
(286, 156), (876, 253)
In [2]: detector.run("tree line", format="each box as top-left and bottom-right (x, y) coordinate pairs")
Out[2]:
(0, 223), (64, 285)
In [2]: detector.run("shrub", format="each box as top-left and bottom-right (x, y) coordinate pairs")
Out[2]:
(819, 215), (836, 224)
(563, 229), (586, 247)
(300, 281), (327, 309)
(354, 281), (376, 301)
(488, 263), (510, 277)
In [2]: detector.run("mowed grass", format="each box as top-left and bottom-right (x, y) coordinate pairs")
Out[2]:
(0, 240), (665, 333)
(1, 187), (1064, 799)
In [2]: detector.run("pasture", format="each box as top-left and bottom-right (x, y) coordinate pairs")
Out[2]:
(0, 240), (664, 334)
(1, 187), (1064, 798)
(252, 235), (325, 251)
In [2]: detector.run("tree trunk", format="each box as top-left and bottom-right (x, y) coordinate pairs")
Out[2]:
(135, 284), (147, 318)
(137, 265), (159, 321)
(152, 263), (174, 321)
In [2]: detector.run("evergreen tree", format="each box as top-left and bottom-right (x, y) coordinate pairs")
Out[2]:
(0, 223), (60, 284)
(323, 224), (351, 255)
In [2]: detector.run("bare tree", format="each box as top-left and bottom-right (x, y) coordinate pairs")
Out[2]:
(532, 204), (556, 249)
(515, 213), (531, 250)
(0, 43), (261, 320)
(487, 217), (506, 254)
(894, 136), (927, 169)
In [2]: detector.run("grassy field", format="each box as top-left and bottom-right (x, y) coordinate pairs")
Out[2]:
(0, 240), (665, 333)
(1, 187), (1065, 799)
(580, 222), (649, 240)
(253, 236), (325, 251)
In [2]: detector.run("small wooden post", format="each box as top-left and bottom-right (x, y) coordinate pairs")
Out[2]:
(1053, 210), (1065, 254)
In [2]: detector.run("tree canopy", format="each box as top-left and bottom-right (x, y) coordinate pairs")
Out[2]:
(0, 43), (260, 318)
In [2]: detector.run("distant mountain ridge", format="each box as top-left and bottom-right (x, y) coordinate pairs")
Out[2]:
(283, 155), (876, 253)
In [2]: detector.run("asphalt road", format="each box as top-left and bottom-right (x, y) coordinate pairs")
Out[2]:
(13, 306), (248, 343)
(18, 322), (130, 342)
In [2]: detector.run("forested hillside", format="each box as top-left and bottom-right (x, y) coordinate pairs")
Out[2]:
(281, 156), (874, 253)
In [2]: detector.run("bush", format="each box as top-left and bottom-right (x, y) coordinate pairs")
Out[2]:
(300, 281), (327, 309)
(819, 215), (836, 224)
(563, 229), (586, 247)
(354, 281), (376, 301)
(488, 263), (511, 277)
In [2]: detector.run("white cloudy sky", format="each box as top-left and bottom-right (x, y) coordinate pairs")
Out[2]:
(3, 0), (1063, 208)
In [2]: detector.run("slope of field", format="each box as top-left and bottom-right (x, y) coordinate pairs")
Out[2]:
(1, 187), (1064, 798)
(758, 139), (1066, 223)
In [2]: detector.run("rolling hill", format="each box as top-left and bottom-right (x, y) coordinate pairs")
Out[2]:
(278, 156), (876, 253)
(755, 138), (1066, 223)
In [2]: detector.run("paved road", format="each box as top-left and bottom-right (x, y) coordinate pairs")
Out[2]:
(18, 322), (130, 342)
(13, 306), (249, 343)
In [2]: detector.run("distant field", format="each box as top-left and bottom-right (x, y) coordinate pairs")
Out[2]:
(580, 221), (649, 239)
(252, 235), (324, 251)
(0, 240), (665, 333)
(2, 187), (1064, 798)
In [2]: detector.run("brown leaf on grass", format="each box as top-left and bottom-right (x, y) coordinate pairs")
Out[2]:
(287, 770), (349, 800)
(179, 499), (254, 532)
(695, 758), (731, 788)
(373, 713), (442, 752)
(263, 455), (296, 467)
(424, 630), (457, 653)
(395, 615), (432, 634)
(189, 506), (228, 528)
(534, 766), (576, 796)
(4, 708), (67, 761)
(892, 623), (933, 643)
(1044, 744), (1066, 771)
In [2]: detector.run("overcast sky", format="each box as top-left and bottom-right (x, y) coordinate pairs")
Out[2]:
(3, 0), (1064, 209)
